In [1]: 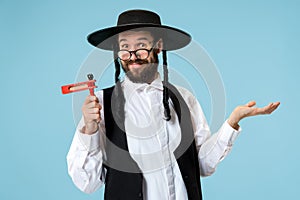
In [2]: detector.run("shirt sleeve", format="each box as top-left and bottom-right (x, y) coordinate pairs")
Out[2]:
(177, 86), (241, 177)
(66, 91), (107, 193)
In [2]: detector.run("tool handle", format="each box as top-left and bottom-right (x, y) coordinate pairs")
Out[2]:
(87, 74), (95, 96)
(89, 88), (95, 96)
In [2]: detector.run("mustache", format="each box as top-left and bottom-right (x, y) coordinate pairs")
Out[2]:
(124, 59), (149, 65)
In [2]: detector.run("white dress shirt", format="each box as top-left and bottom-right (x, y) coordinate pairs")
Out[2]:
(67, 73), (241, 200)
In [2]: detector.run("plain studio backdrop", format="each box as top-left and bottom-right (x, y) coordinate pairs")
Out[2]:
(0, 0), (299, 199)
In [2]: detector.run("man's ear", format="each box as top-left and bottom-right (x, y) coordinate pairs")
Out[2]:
(155, 39), (163, 54)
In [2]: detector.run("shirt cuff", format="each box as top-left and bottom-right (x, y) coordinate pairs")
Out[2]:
(76, 128), (100, 152)
(219, 120), (242, 146)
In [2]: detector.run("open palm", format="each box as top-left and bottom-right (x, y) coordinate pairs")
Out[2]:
(228, 101), (280, 129)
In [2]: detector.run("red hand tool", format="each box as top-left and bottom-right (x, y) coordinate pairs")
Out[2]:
(61, 74), (97, 96)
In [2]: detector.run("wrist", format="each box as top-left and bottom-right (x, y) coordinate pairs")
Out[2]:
(82, 122), (99, 134)
(227, 117), (240, 130)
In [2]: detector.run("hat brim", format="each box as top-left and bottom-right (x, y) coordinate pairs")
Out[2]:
(87, 24), (191, 51)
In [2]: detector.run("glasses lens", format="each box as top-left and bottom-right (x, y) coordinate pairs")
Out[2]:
(136, 49), (149, 59)
(118, 51), (130, 61)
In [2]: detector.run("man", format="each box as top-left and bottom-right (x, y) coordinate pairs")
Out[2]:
(67, 9), (280, 200)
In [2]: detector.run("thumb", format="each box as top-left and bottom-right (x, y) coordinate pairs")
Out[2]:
(246, 101), (256, 107)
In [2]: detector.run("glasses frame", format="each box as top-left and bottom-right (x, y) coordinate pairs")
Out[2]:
(117, 47), (155, 61)
(117, 40), (157, 62)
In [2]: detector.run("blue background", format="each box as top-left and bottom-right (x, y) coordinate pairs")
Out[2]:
(1, 0), (299, 199)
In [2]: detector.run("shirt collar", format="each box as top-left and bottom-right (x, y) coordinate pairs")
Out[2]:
(122, 72), (164, 98)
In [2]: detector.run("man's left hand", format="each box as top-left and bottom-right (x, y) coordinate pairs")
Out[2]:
(227, 101), (280, 130)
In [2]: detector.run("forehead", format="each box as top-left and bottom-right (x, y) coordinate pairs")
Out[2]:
(118, 31), (154, 43)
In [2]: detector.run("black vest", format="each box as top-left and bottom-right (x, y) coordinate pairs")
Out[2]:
(103, 84), (202, 200)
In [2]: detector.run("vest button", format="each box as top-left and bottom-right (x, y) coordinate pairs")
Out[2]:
(184, 175), (189, 179)
(138, 192), (142, 197)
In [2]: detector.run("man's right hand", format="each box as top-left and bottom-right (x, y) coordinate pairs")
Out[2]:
(81, 95), (102, 134)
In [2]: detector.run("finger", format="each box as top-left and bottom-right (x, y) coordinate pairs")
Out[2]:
(89, 95), (98, 102)
(267, 107), (277, 114)
(267, 102), (273, 109)
(246, 101), (256, 107)
(97, 103), (102, 110)
(87, 107), (100, 114)
(94, 113), (101, 122)
(86, 101), (100, 109)
(245, 101), (280, 117)
(83, 95), (91, 105)
(83, 95), (98, 105)
(96, 117), (101, 123)
(266, 102), (280, 114)
(259, 102), (279, 114)
(262, 102), (275, 114)
(270, 102), (280, 111)
(266, 101), (279, 110)
(267, 102), (280, 108)
(86, 113), (101, 121)
(249, 106), (270, 115)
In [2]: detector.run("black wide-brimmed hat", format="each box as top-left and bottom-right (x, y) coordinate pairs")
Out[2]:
(87, 9), (191, 51)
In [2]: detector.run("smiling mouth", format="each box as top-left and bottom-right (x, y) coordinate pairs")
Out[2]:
(129, 63), (143, 68)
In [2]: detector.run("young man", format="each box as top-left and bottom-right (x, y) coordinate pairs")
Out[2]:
(67, 9), (280, 200)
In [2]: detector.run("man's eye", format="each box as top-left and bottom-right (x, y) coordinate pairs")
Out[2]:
(121, 44), (128, 49)
(137, 43), (146, 48)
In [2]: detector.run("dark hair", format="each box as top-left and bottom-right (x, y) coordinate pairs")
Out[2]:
(112, 46), (126, 130)
(162, 50), (171, 121)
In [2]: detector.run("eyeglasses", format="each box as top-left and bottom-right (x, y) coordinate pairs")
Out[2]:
(117, 47), (154, 61)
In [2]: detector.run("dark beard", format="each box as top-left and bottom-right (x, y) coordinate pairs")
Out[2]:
(123, 53), (159, 83)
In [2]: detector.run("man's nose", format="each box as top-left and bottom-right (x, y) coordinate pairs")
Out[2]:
(130, 51), (137, 60)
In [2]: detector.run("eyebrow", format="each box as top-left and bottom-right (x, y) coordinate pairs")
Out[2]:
(137, 37), (151, 42)
(119, 37), (151, 43)
(119, 38), (127, 43)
